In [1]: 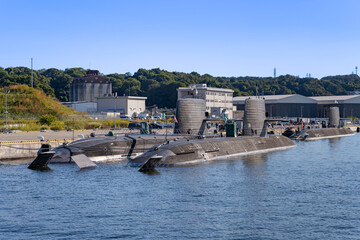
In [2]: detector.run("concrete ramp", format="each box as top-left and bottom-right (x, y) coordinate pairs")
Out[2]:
(28, 151), (55, 170)
(72, 154), (96, 169)
(139, 156), (162, 172)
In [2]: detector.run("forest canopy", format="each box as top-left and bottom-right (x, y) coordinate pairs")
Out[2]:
(1, 66), (360, 108)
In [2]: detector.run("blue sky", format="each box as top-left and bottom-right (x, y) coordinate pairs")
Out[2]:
(1, 0), (359, 78)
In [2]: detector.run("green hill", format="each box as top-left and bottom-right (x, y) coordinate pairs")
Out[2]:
(2, 66), (360, 109)
(0, 85), (80, 119)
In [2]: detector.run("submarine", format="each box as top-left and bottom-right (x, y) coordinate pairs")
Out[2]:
(48, 133), (200, 163)
(29, 97), (295, 171)
(28, 131), (205, 170)
(129, 135), (294, 169)
(292, 107), (355, 140)
(129, 97), (296, 171)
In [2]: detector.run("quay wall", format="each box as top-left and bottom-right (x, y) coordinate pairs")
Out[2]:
(0, 139), (73, 160)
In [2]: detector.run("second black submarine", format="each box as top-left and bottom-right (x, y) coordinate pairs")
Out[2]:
(129, 97), (295, 170)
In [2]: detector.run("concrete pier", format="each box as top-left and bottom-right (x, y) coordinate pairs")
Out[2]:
(0, 130), (96, 161)
(0, 139), (72, 161)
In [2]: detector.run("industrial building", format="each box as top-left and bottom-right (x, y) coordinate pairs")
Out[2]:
(233, 94), (318, 118)
(177, 84), (234, 118)
(97, 95), (147, 117)
(309, 95), (360, 118)
(69, 70), (112, 102)
(64, 70), (148, 118)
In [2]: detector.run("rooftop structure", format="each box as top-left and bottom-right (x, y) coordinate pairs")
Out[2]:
(177, 84), (234, 118)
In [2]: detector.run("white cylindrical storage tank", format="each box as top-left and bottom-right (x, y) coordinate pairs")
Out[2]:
(243, 98), (266, 136)
(175, 98), (206, 134)
(329, 106), (340, 128)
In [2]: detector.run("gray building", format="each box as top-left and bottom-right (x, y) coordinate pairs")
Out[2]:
(69, 70), (112, 102)
(309, 95), (360, 118)
(234, 94), (318, 118)
(177, 84), (234, 118)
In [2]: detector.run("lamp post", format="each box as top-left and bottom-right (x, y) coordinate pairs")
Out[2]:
(5, 90), (10, 133)
(114, 94), (117, 129)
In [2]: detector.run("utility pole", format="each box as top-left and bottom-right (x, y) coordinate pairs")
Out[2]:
(5, 90), (10, 132)
(72, 118), (75, 141)
(114, 93), (117, 129)
(31, 58), (33, 88)
(165, 115), (168, 141)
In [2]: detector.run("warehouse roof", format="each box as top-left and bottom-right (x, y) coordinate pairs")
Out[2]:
(233, 94), (317, 104)
(309, 95), (360, 104)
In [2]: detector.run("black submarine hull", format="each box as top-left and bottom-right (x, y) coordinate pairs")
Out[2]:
(293, 127), (354, 141)
(50, 134), (203, 163)
(129, 135), (295, 167)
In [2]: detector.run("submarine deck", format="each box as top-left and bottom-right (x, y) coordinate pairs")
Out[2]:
(130, 135), (295, 167)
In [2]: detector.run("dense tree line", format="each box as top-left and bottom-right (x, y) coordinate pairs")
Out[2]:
(1, 66), (360, 108)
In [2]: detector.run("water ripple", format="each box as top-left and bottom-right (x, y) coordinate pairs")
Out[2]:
(1, 134), (360, 239)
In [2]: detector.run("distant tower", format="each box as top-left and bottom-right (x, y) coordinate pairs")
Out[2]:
(69, 70), (112, 102)
(356, 66), (358, 75)
(273, 67), (276, 78)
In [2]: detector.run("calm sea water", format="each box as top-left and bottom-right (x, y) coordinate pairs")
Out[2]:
(1, 134), (360, 240)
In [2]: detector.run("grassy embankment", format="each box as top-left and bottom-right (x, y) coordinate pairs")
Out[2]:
(0, 85), (130, 131)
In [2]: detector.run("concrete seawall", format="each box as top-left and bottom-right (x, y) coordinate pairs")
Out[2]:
(0, 139), (72, 160)
(0, 130), (117, 161)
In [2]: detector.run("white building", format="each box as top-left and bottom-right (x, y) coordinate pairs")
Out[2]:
(97, 95), (147, 117)
(177, 84), (234, 118)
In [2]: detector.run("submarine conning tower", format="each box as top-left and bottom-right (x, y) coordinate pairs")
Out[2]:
(329, 106), (340, 128)
(174, 98), (206, 135)
(243, 97), (267, 137)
